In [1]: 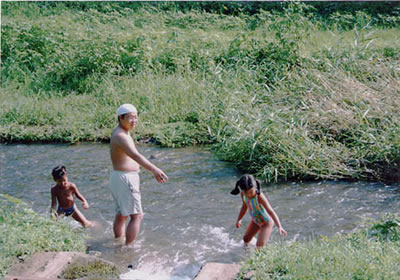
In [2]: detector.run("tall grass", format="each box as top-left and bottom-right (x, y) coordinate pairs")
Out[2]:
(238, 215), (400, 279)
(0, 195), (87, 278)
(1, 1), (399, 182)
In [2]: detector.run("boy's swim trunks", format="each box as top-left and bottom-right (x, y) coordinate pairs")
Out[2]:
(58, 204), (75, 216)
(109, 170), (142, 216)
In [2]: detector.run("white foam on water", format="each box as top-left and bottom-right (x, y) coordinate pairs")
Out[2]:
(98, 224), (241, 279)
(120, 257), (191, 280)
(201, 225), (241, 250)
(120, 256), (170, 280)
(120, 269), (170, 280)
(121, 270), (191, 280)
(184, 225), (242, 262)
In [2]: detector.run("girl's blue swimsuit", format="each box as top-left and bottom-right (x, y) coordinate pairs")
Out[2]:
(243, 194), (270, 226)
(57, 204), (75, 216)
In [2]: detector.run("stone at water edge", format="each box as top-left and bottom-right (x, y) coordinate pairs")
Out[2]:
(194, 262), (241, 280)
(4, 252), (120, 280)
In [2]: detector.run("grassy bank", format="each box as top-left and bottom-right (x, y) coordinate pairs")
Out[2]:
(239, 215), (400, 279)
(1, 2), (399, 182)
(0, 195), (86, 278)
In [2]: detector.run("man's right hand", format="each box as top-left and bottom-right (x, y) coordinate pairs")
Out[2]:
(153, 168), (168, 183)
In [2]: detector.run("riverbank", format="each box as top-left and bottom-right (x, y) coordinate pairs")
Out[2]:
(4, 252), (120, 280)
(237, 214), (400, 279)
(1, 2), (399, 182)
(2, 193), (399, 279)
(0, 195), (86, 278)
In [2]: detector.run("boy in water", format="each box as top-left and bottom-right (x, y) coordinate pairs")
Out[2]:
(50, 165), (93, 227)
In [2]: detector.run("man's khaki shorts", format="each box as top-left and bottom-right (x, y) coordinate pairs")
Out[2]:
(109, 170), (142, 216)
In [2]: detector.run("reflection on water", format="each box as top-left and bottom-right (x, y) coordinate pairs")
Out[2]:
(1, 143), (399, 279)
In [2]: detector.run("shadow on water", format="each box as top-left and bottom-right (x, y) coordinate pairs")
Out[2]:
(1, 143), (399, 279)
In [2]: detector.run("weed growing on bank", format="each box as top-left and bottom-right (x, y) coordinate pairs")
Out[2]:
(238, 215), (400, 279)
(1, 2), (399, 182)
(62, 259), (120, 279)
(0, 195), (87, 278)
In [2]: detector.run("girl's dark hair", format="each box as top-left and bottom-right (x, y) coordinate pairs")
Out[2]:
(230, 174), (261, 195)
(52, 165), (67, 179)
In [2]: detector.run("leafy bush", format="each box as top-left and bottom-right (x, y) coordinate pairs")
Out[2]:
(369, 214), (400, 242)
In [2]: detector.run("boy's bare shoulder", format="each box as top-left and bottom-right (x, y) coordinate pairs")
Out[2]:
(68, 182), (77, 189)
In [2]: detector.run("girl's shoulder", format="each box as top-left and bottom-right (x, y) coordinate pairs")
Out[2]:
(257, 191), (267, 201)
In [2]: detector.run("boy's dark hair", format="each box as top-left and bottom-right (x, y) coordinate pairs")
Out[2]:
(230, 174), (261, 195)
(52, 165), (67, 179)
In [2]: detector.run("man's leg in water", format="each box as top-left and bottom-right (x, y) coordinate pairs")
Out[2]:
(126, 213), (143, 245)
(114, 213), (128, 238)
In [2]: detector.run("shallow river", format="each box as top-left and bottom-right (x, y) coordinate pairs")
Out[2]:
(1, 143), (399, 279)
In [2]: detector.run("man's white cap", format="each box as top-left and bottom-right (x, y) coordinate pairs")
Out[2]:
(116, 104), (137, 116)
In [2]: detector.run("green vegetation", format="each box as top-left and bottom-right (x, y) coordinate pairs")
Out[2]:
(1, 1), (399, 182)
(238, 215), (400, 280)
(62, 258), (120, 280)
(0, 194), (87, 278)
(1, 4), (398, 277)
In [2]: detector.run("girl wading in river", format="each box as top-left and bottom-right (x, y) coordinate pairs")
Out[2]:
(231, 174), (287, 248)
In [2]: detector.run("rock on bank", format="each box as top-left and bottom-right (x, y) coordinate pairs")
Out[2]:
(194, 262), (241, 280)
(4, 252), (119, 280)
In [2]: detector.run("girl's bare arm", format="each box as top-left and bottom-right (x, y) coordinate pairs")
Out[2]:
(236, 193), (248, 228)
(259, 193), (287, 236)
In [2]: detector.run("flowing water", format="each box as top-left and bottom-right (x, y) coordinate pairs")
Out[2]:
(1, 143), (399, 279)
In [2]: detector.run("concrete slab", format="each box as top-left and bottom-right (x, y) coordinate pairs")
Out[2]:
(4, 252), (119, 280)
(5, 252), (79, 280)
(194, 262), (241, 280)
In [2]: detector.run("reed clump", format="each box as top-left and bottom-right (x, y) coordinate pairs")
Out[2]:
(1, 2), (399, 182)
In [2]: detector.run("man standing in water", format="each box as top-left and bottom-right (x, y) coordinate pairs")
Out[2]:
(110, 103), (168, 246)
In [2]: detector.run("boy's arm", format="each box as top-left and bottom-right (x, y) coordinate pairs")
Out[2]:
(72, 184), (89, 209)
(50, 187), (57, 210)
(50, 187), (58, 218)
(236, 193), (248, 228)
(117, 133), (168, 183)
(259, 193), (287, 236)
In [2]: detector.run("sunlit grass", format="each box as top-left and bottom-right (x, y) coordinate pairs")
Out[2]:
(1, 1), (399, 182)
(300, 28), (400, 57)
(238, 215), (400, 280)
(0, 195), (87, 278)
